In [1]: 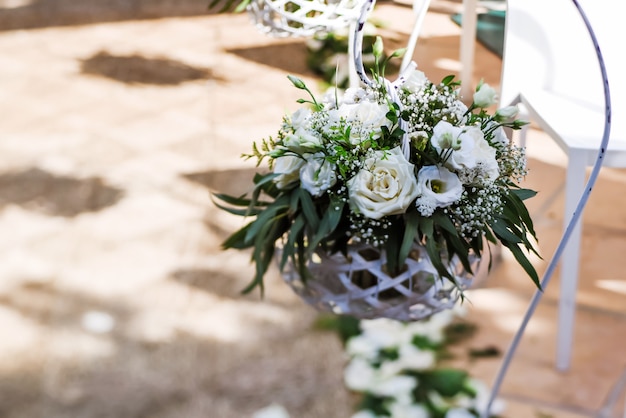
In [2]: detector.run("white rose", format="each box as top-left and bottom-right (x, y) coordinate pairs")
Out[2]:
(431, 121), (476, 171)
(473, 83), (498, 108)
(273, 155), (304, 189)
(415, 165), (463, 216)
(333, 99), (392, 144)
(402, 66), (429, 93)
(347, 147), (419, 219)
(283, 127), (322, 153)
(300, 152), (337, 197)
(289, 108), (312, 130)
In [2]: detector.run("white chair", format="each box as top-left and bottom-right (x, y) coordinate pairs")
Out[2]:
(499, 0), (626, 371)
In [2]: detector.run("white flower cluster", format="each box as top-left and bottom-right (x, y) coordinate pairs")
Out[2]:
(268, 68), (526, 245)
(344, 310), (506, 418)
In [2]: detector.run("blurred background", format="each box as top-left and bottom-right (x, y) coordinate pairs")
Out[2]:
(0, 0), (625, 417)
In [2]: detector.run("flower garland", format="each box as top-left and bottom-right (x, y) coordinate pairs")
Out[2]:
(251, 310), (505, 418)
(344, 312), (505, 418)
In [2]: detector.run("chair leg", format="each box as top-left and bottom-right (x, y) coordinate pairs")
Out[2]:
(556, 152), (587, 371)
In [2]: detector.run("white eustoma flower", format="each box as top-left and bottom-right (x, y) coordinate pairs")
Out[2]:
(283, 127), (322, 153)
(273, 155), (304, 189)
(379, 344), (435, 379)
(333, 99), (392, 144)
(402, 66), (428, 93)
(396, 343), (436, 370)
(445, 408), (475, 418)
(348, 147), (420, 220)
(300, 152), (337, 197)
(289, 108), (312, 130)
(430, 121), (476, 170)
(410, 309), (458, 342)
(359, 318), (405, 349)
(252, 403), (290, 418)
(346, 335), (381, 360)
(403, 320), (446, 345)
(473, 83), (498, 108)
(415, 165), (463, 216)
(464, 126), (499, 183)
(341, 87), (369, 104)
(387, 401), (430, 418)
(369, 374), (417, 399)
(344, 357), (378, 391)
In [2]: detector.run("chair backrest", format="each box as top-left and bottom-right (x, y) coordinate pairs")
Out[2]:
(500, 0), (624, 115)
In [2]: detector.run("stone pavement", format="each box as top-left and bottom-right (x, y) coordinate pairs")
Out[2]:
(0, 1), (625, 417)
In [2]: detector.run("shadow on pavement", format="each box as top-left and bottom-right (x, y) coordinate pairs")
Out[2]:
(0, 167), (124, 217)
(0, 0), (216, 31)
(81, 51), (221, 85)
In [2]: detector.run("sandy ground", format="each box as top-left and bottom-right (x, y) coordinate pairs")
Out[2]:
(1, 0), (625, 417)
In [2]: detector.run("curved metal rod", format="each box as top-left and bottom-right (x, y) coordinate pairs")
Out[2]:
(481, 0), (612, 416)
(351, 0), (416, 158)
(352, 0), (377, 87)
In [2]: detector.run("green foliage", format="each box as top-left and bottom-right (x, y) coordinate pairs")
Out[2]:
(214, 41), (540, 298)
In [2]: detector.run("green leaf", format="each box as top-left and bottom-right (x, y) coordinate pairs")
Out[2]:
(280, 214), (306, 270)
(399, 211), (420, 266)
(385, 221), (403, 275)
(504, 191), (537, 239)
(512, 187), (537, 201)
(491, 218), (523, 244)
(307, 198), (345, 254)
(425, 236), (451, 280)
(298, 188), (320, 231)
(421, 369), (469, 397)
(211, 192), (252, 207)
(222, 222), (254, 249)
(211, 197), (260, 217)
(244, 195), (289, 244)
(502, 239), (541, 289)
(441, 74), (456, 85)
(243, 214), (290, 295)
(233, 0), (251, 12)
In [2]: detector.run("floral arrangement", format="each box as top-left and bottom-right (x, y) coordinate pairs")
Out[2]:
(344, 311), (505, 418)
(251, 310), (505, 418)
(214, 39), (539, 297)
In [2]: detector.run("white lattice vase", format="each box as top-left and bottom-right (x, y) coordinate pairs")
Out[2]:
(280, 242), (478, 321)
(247, 0), (363, 37)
